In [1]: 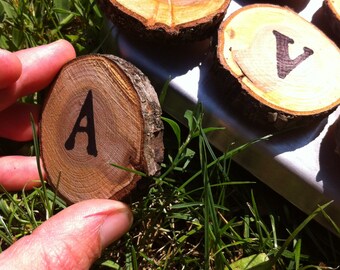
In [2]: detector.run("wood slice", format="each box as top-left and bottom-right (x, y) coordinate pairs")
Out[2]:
(217, 4), (340, 129)
(40, 54), (164, 204)
(236, 0), (309, 12)
(335, 116), (340, 156)
(312, 0), (340, 47)
(99, 0), (230, 42)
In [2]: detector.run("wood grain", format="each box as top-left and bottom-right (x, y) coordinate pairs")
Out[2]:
(40, 54), (164, 203)
(99, 0), (231, 41)
(217, 4), (340, 128)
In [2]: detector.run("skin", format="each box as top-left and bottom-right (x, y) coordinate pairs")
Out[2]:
(0, 40), (132, 269)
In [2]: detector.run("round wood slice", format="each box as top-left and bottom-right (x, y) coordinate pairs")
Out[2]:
(99, 0), (231, 41)
(40, 54), (164, 204)
(217, 4), (340, 129)
(237, 0), (309, 12)
(312, 0), (340, 47)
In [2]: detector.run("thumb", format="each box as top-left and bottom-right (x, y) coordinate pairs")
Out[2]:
(0, 199), (133, 270)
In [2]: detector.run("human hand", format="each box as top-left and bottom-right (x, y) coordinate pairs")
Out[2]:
(0, 40), (76, 190)
(0, 41), (133, 269)
(0, 199), (132, 269)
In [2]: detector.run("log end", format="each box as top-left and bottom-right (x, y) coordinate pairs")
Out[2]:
(312, 0), (340, 47)
(217, 4), (340, 129)
(40, 54), (164, 204)
(99, 0), (230, 42)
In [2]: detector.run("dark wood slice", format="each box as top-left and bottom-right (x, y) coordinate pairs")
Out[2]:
(312, 0), (340, 47)
(235, 0), (310, 12)
(40, 54), (164, 204)
(335, 116), (340, 156)
(217, 4), (340, 129)
(99, 0), (231, 41)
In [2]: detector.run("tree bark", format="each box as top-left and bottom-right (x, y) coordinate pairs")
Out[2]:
(98, 0), (231, 42)
(312, 0), (340, 47)
(335, 116), (340, 156)
(40, 54), (164, 204)
(217, 4), (340, 129)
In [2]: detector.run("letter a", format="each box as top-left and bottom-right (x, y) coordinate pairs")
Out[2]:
(65, 90), (98, 157)
(273, 30), (314, 79)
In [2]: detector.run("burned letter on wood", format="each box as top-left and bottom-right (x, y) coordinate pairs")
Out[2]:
(273, 30), (314, 79)
(64, 90), (98, 157)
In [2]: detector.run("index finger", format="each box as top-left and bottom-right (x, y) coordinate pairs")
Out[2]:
(0, 40), (76, 111)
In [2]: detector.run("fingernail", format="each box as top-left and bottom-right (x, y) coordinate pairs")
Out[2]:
(99, 205), (133, 249)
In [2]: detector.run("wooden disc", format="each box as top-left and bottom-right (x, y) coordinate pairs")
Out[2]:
(335, 116), (340, 156)
(326, 0), (340, 22)
(312, 0), (340, 47)
(99, 0), (231, 41)
(237, 0), (310, 12)
(217, 5), (340, 126)
(40, 54), (164, 204)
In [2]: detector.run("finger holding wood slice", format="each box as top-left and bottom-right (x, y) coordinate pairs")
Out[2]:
(217, 4), (340, 129)
(99, 0), (231, 41)
(40, 55), (164, 204)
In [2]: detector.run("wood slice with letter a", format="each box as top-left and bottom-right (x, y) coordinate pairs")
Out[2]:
(99, 0), (231, 42)
(217, 4), (340, 129)
(40, 54), (164, 204)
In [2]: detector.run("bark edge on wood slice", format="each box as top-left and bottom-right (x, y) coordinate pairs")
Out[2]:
(217, 4), (340, 130)
(98, 0), (231, 42)
(40, 54), (164, 204)
(335, 116), (340, 156)
(312, 0), (340, 47)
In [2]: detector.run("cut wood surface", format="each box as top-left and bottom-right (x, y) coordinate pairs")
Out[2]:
(99, 0), (231, 41)
(217, 4), (340, 128)
(312, 0), (340, 47)
(40, 54), (164, 204)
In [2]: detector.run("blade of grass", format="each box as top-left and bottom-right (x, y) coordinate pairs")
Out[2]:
(0, 185), (35, 225)
(271, 201), (333, 267)
(0, 215), (13, 245)
(179, 134), (272, 190)
(248, 190), (265, 252)
(21, 189), (38, 228)
(162, 116), (181, 147)
(270, 214), (278, 249)
(110, 163), (147, 177)
(293, 239), (302, 270)
(30, 114), (52, 217)
(159, 77), (171, 106)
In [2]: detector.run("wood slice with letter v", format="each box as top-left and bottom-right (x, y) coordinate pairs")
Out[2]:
(217, 4), (340, 129)
(40, 54), (164, 204)
(99, 0), (231, 42)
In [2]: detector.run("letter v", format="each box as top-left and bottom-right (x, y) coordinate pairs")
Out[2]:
(273, 30), (314, 79)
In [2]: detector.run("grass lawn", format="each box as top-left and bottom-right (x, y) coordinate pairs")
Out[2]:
(0, 1), (339, 269)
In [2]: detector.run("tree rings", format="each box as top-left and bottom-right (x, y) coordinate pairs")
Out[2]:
(40, 54), (164, 203)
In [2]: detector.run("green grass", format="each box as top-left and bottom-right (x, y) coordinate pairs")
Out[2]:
(0, 0), (340, 269)
(0, 0), (103, 54)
